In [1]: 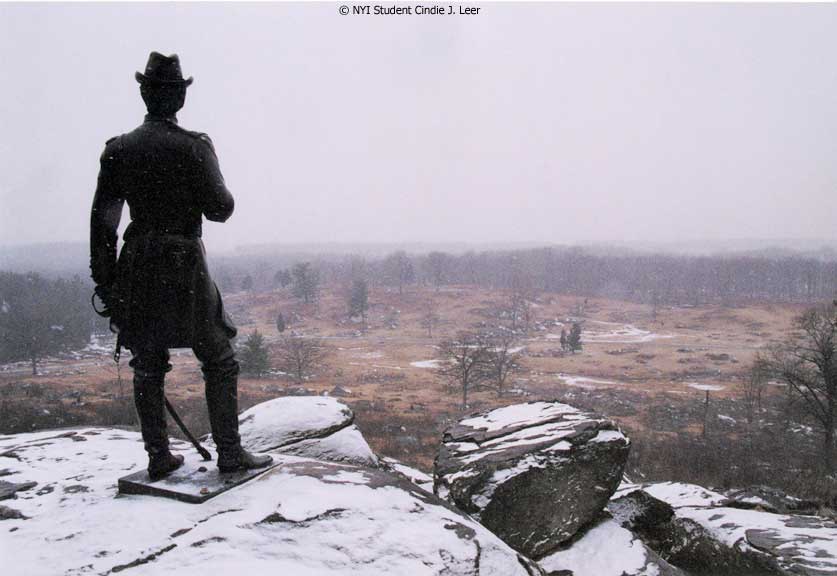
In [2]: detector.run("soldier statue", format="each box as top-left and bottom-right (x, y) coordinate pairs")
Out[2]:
(89, 52), (272, 480)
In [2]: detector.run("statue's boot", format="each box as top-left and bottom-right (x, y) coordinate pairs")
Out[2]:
(204, 362), (273, 473)
(133, 369), (184, 480)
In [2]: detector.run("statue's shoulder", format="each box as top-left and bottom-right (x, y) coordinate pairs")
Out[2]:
(104, 134), (124, 148)
(181, 128), (216, 153)
(100, 134), (124, 162)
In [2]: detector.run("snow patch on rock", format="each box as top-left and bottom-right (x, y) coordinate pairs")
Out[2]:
(539, 519), (664, 576)
(236, 396), (354, 453)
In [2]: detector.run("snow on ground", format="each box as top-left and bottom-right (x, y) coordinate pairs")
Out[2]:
(539, 519), (660, 576)
(410, 359), (440, 369)
(545, 321), (674, 345)
(687, 383), (726, 392)
(351, 351), (384, 359)
(559, 373), (624, 389)
(81, 333), (115, 354)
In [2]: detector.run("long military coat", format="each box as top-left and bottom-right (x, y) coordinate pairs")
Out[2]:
(90, 114), (237, 350)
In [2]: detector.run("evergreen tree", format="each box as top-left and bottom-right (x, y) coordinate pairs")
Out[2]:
(276, 312), (287, 333)
(239, 329), (270, 376)
(559, 328), (568, 352)
(347, 278), (369, 325)
(568, 322), (583, 353)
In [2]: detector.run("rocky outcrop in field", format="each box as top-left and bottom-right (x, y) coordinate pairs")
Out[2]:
(434, 401), (630, 559)
(0, 398), (542, 576)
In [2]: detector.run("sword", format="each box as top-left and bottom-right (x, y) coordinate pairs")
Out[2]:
(164, 395), (212, 461)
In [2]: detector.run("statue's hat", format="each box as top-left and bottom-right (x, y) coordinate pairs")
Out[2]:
(135, 52), (193, 86)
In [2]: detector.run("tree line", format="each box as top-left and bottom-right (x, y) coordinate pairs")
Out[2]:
(232, 247), (837, 306)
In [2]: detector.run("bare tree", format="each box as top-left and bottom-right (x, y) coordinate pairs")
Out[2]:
(436, 331), (492, 410)
(275, 334), (330, 384)
(742, 356), (769, 428)
(760, 303), (837, 472)
(425, 252), (450, 291)
(382, 251), (415, 295)
(559, 328), (569, 352)
(291, 262), (320, 304)
(483, 330), (524, 397)
(420, 298), (440, 338)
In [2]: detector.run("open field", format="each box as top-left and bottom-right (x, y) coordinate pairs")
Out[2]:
(0, 285), (810, 474)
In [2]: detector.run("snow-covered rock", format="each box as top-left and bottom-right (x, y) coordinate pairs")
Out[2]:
(609, 488), (675, 530)
(236, 396), (355, 452)
(679, 506), (837, 575)
(609, 488), (778, 575)
(434, 401), (630, 559)
(724, 485), (822, 516)
(614, 482), (837, 576)
(381, 456), (434, 492)
(277, 423), (378, 467)
(0, 426), (544, 576)
(200, 396), (378, 467)
(538, 518), (686, 576)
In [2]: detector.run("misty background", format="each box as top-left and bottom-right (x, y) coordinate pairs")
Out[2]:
(1, 2), (837, 264)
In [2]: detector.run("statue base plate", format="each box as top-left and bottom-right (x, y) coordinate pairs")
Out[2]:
(118, 451), (279, 504)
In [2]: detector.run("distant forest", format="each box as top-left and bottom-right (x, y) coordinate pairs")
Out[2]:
(218, 247), (837, 306)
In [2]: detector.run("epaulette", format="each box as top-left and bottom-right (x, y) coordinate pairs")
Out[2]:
(101, 135), (123, 161)
(190, 131), (216, 151)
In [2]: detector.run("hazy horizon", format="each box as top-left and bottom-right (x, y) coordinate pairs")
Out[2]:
(2, 2), (836, 255)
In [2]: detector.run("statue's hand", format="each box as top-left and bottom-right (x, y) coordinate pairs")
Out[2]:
(93, 284), (114, 318)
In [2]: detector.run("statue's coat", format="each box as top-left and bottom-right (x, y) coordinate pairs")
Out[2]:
(90, 115), (237, 350)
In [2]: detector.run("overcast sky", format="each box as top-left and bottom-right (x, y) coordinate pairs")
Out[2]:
(1, 2), (836, 254)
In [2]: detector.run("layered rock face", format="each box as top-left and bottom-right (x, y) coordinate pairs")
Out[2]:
(434, 401), (630, 559)
(0, 398), (542, 576)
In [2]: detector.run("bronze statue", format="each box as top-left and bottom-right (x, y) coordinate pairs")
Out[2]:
(90, 52), (272, 480)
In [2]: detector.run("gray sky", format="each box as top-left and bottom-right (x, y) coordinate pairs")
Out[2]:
(1, 2), (836, 254)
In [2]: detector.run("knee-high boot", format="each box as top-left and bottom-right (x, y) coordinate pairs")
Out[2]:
(204, 362), (273, 472)
(133, 369), (184, 480)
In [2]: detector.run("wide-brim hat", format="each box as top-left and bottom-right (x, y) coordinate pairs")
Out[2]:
(135, 51), (193, 86)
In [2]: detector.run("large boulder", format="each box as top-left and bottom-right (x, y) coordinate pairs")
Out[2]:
(434, 401), (630, 559)
(0, 424), (544, 576)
